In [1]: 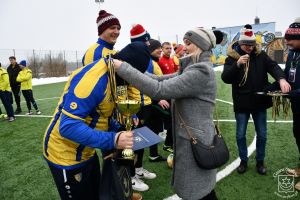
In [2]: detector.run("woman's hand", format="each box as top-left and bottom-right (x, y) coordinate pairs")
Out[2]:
(113, 59), (123, 72)
(158, 100), (170, 109)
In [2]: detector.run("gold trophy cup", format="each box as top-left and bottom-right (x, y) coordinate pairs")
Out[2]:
(117, 99), (141, 160)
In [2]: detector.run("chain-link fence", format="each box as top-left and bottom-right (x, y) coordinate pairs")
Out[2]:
(0, 49), (85, 78)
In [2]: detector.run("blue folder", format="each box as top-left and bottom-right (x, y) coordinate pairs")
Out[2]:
(132, 126), (163, 151)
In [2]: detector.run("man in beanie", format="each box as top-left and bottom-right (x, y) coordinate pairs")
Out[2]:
(172, 43), (186, 69)
(127, 26), (165, 193)
(43, 42), (150, 200)
(159, 42), (179, 74)
(82, 10), (121, 66)
(112, 27), (224, 200)
(284, 17), (300, 190)
(7, 56), (22, 114)
(130, 24), (151, 44)
(0, 62), (15, 122)
(222, 24), (291, 175)
(149, 39), (174, 154)
(17, 60), (41, 115)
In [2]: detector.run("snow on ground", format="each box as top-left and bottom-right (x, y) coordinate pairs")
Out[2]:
(32, 76), (69, 86)
(32, 64), (286, 86)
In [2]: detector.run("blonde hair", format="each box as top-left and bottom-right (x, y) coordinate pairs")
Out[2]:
(191, 48), (203, 63)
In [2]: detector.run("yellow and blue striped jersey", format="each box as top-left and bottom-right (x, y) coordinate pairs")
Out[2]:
(127, 59), (163, 106)
(43, 58), (116, 169)
(82, 38), (116, 66)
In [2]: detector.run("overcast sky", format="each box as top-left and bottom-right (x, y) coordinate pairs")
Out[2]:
(0, 0), (299, 51)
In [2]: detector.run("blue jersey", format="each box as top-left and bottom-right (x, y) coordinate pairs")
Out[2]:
(43, 58), (116, 169)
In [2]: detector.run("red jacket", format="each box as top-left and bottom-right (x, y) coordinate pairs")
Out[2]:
(158, 55), (178, 74)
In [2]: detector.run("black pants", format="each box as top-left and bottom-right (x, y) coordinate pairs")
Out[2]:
(199, 190), (218, 200)
(48, 156), (101, 200)
(163, 110), (173, 147)
(151, 104), (173, 147)
(134, 105), (155, 168)
(11, 85), (21, 110)
(22, 90), (38, 111)
(293, 112), (300, 155)
(0, 91), (14, 117)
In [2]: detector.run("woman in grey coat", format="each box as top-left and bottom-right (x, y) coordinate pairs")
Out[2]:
(113, 28), (223, 200)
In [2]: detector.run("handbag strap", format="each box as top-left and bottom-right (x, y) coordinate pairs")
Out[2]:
(175, 103), (222, 145)
(214, 103), (222, 136)
(175, 104), (198, 144)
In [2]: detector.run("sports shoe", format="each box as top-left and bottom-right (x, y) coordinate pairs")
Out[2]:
(237, 160), (248, 174)
(7, 117), (16, 122)
(256, 160), (267, 175)
(131, 175), (149, 192)
(26, 110), (33, 115)
(36, 110), (41, 115)
(163, 194), (182, 200)
(149, 155), (167, 162)
(287, 167), (300, 177)
(132, 192), (142, 200)
(163, 144), (173, 153)
(136, 167), (157, 179)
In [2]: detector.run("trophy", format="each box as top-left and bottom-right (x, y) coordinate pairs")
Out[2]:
(107, 57), (141, 162)
(117, 98), (141, 160)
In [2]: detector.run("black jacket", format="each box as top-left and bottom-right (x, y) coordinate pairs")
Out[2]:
(285, 50), (300, 113)
(7, 64), (21, 88)
(222, 42), (285, 112)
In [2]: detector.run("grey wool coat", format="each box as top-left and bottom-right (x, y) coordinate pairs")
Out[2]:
(117, 51), (217, 200)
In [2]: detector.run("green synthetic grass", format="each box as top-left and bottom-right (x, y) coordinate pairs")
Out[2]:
(0, 74), (297, 200)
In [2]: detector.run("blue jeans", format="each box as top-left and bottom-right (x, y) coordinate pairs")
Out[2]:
(235, 110), (267, 161)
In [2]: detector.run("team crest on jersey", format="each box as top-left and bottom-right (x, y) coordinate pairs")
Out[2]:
(70, 102), (77, 110)
(74, 173), (82, 182)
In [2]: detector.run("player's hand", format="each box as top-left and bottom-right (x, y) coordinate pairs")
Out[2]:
(115, 131), (134, 149)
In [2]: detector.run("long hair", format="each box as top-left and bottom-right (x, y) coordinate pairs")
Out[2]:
(191, 48), (203, 64)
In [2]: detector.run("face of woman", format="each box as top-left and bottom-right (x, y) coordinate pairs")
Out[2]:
(183, 39), (198, 55)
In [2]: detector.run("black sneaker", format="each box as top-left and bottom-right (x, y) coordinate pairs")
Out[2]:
(237, 160), (248, 174)
(163, 145), (173, 153)
(15, 109), (22, 114)
(149, 155), (167, 162)
(256, 161), (267, 175)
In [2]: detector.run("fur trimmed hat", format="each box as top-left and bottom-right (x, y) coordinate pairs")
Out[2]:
(285, 17), (300, 40)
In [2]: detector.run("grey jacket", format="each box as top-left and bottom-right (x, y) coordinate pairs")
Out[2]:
(117, 51), (217, 200)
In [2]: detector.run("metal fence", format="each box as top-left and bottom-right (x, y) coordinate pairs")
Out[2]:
(0, 49), (85, 78)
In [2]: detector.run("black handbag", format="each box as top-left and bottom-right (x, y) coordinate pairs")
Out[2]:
(176, 106), (230, 170)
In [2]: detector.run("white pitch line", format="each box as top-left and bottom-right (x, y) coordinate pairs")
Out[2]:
(216, 98), (233, 105)
(214, 119), (293, 123)
(20, 96), (60, 104)
(164, 99), (256, 200)
(217, 135), (257, 182)
(15, 114), (52, 118)
(15, 114), (294, 124)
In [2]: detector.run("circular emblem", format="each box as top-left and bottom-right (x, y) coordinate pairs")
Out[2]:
(70, 102), (77, 110)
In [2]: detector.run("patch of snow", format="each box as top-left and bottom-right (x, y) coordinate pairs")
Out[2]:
(32, 77), (69, 86)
